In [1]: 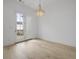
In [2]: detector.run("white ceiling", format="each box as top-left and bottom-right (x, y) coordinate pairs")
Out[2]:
(18, 0), (54, 10)
(17, 0), (75, 13)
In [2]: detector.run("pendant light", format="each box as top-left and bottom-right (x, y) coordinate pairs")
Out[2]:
(36, 0), (45, 16)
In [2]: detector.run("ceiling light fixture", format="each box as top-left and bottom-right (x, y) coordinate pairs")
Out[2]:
(36, 0), (45, 16)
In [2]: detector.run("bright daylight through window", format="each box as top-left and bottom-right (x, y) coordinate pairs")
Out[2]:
(16, 13), (24, 35)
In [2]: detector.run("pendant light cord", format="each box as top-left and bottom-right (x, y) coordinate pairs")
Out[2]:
(39, 0), (41, 4)
(39, 0), (41, 5)
(39, 0), (42, 9)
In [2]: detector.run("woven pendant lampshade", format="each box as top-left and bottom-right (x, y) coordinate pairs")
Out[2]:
(36, 0), (45, 16)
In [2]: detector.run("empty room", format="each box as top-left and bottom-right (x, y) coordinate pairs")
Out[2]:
(3, 0), (76, 59)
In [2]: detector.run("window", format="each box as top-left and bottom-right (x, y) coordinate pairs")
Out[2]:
(16, 13), (24, 35)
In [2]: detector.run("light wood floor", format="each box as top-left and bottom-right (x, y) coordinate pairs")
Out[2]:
(4, 39), (76, 59)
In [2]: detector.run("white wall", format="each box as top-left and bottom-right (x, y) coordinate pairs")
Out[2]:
(38, 0), (76, 47)
(3, 0), (38, 46)
(4, 0), (76, 47)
